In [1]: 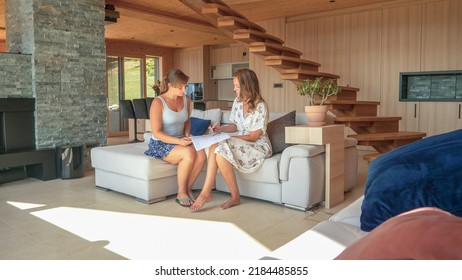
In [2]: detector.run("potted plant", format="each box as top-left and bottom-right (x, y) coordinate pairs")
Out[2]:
(297, 77), (340, 126)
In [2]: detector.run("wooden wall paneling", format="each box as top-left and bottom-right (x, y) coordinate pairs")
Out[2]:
(457, 103), (462, 130)
(230, 43), (249, 63)
(421, 0), (462, 71)
(202, 46), (218, 101)
(286, 19), (318, 113)
(316, 16), (337, 77)
(332, 14), (352, 87)
(447, 0), (462, 70)
(251, 18), (288, 113)
(286, 21), (306, 57)
(421, 0), (450, 71)
(419, 102), (461, 135)
(250, 51), (287, 113)
(418, 0), (462, 135)
(380, 4), (422, 132)
(210, 44), (249, 65)
(348, 10), (382, 103)
(174, 46), (203, 83)
(210, 45), (232, 65)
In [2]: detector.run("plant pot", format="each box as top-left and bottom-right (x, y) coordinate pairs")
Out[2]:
(304, 105), (328, 127)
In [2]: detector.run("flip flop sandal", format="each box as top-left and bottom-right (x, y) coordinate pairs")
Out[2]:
(175, 197), (192, 207)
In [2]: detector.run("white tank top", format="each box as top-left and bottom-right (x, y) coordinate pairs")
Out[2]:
(153, 95), (188, 139)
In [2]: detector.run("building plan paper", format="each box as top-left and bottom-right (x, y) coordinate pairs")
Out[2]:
(189, 133), (230, 151)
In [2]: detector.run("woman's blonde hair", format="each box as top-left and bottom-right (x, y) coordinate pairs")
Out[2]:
(160, 69), (189, 94)
(233, 68), (265, 112)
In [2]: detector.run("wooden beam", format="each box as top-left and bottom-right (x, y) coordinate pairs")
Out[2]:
(105, 0), (223, 35)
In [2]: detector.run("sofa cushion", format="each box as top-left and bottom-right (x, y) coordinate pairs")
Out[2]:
(190, 117), (211, 136)
(91, 143), (178, 180)
(236, 153), (282, 184)
(360, 129), (462, 232)
(330, 196), (363, 228)
(337, 207), (462, 260)
(221, 110), (233, 124)
(266, 111), (296, 154)
(191, 108), (222, 127)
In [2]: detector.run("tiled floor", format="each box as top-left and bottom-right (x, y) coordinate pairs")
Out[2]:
(0, 137), (369, 260)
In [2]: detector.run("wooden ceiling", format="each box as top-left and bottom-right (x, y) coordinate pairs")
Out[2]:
(0, 0), (399, 49)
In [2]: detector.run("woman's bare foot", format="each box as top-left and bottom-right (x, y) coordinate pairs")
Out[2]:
(189, 193), (212, 211)
(220, 198), (240, 210)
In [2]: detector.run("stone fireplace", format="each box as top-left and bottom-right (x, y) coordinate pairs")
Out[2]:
(0, 0), (108, 177)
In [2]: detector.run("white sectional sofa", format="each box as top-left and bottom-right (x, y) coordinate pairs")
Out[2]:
(266, 196), (367, 259)
(91, 110), (358, 210)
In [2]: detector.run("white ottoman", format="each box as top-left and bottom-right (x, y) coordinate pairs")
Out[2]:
(91, 142), (204, 203)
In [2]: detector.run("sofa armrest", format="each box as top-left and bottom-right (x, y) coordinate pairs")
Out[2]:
(279, 144), (325, 181)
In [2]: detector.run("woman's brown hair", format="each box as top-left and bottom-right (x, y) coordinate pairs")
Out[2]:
(160, 69), (189, 94)
(233, 68), (265, 112)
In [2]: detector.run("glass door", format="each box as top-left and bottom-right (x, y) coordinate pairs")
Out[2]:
(146, 56), (160, 98)
(106, 55), (161, 137)
(107, 56), (122, 136)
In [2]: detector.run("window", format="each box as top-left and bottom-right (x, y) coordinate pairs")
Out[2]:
(146, 56), (160, 97)
(123, 57), (143, 100)
(106, 55), (161, 136)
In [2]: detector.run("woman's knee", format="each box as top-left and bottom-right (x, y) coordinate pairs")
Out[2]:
(196, 150), (206, 162)
(216, 154), (231, 168)
(183, 146), (197, 160)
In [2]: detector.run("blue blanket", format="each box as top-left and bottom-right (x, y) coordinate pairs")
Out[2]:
(360, 129), (462, 232)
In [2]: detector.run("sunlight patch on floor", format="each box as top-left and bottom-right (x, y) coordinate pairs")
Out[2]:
(26, 206), (270, 260)
(7, 201), (46, 210)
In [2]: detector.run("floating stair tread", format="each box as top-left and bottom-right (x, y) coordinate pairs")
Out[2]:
(340, 86), (360, 92)
(265, 56), (320, 66)
(217, 16), (266, 33)
(323, 100), (380, 105)
(280, 69), (340, 80)
(363, 153), (383, 163)
(233, 29), (285, 45)
(249, 42), (302, 58)
(265, 56), (321, 69)
(203, 0), (229, 5)
(202, 3), (248, 21)
(335, 116), (402, 122)
(351, 132), (426, 141)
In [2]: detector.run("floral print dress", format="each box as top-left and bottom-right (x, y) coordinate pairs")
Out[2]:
(215, 98), (273, 173)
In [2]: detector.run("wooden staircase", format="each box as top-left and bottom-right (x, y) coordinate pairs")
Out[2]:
(181, 0), (426, 162)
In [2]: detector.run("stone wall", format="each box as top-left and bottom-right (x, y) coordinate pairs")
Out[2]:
(0, 53), (33, 98)
(5, 0), (107, 170)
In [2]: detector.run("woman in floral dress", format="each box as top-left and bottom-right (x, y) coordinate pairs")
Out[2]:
(190, 68), (272, 211)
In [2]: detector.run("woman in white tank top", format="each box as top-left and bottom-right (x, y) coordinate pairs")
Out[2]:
(145, 69), (206, 207)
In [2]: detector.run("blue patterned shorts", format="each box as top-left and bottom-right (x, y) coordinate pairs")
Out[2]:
(144, 138), (176, 159)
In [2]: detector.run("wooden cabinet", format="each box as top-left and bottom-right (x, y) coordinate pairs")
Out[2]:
(418, 102), (462, 136)
(210, 62), (249, 79)
(399, 102), (462, 137)
(210, 43), (248, 65)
